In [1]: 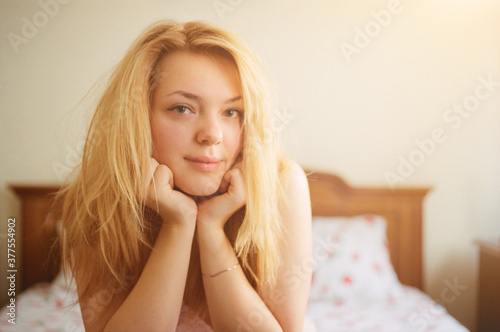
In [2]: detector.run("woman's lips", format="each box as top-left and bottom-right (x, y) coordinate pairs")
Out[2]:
(185, 156), (221, 172)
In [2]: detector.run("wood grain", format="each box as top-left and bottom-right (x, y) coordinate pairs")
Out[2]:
(10, 171), (430, 291)
(10, 185), (60, 290)
(306, 171), (430, 289)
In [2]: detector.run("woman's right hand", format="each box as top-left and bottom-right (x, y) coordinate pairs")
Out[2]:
(145, 158), (198, 227)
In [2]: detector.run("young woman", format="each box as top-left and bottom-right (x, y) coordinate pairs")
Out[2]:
(53, 20), (312, 331)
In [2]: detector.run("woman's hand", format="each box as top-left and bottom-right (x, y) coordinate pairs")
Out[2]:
(196, 158), (246, 230)
(145, 158), (198, 227)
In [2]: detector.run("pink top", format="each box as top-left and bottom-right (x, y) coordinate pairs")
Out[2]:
(176, 304), (212, 331)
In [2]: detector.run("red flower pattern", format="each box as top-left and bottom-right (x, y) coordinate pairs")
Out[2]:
(343, 275), (353, 285)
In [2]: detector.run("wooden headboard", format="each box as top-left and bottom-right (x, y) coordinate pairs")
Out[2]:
(10, 171), (429, 292)
(306, 171), (429, 290)
(10, 185), (60, 291)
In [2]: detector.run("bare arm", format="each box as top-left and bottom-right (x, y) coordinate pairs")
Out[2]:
(197, 226), (283, 331)
(76, 160), (198, 332)
(260, 162), (312, 331)
(196, 160), (312, 331)
(101, 223), (195, 332)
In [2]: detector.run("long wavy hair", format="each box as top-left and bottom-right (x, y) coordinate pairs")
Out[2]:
(51, 20), (288, 320)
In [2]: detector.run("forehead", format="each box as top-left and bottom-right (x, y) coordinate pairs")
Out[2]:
(154, 50), (241, 98)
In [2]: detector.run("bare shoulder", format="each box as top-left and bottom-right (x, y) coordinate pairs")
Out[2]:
(263, 159), (312, 332)
(278, 160), (311, 227)
(280, 160), (310, 202)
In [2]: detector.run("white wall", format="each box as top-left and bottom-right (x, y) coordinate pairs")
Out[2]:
(1, 1), (499, 330)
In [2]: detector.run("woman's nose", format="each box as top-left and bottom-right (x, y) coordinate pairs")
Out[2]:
(196, 117), (223, 145)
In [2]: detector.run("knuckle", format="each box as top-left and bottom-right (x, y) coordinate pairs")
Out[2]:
(159, 164), (173, 177)
(156, 165), (169, 178)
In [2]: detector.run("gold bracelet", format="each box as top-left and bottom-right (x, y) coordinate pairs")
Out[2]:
(202, 263), (240, 278)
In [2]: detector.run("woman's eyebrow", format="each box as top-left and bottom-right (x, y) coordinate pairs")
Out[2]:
(166, 90), (201, 102)
(225, 96), (242, 104)
(166, 90), (241, 104)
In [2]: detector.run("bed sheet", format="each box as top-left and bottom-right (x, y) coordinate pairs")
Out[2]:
(0, 272), (210, 332)
(1, 277), (469, 332)
(0, 272), (83, 331)
(306, 286), (469, 332)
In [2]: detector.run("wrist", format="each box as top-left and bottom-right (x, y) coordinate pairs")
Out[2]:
(196, 220), (225, 236)
(196, 214), (226, 231)
(159, 210), (197, 228)
(196, 226), (236, 270)
(160, 220), (196, 238)
(196, 224), (227, 249)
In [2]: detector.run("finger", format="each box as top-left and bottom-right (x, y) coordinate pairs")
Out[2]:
(148, 158), (159, 184)
(219, 156), (243, 194)
(165, 165), (175, 189)
(219, 168), (244, 199)
(147, 164), (173, 212)
(218, 169), (232, 194)
(227, 168), (244, 198)
(232, 153), (243, 168)
(155, 164), (174, 190)
(222, 168), (245, 212)
(144, 158), (159, 198)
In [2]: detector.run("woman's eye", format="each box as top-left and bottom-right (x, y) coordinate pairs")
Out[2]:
(167, 105), (191, 114)
(225, 109), (242, 118)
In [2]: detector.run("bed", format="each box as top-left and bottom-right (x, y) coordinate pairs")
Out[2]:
(1, 171), (469, 331)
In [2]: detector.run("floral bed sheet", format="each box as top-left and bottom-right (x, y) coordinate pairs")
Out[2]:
(306, 286), (469, 332)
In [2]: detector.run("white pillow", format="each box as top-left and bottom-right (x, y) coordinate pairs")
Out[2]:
(309, 215), (403, 303)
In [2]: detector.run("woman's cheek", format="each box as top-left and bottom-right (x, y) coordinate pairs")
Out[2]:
(157, 119), (184, 144)
(232, 126), (244, 155)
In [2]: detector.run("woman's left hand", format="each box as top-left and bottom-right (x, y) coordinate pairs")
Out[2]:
(196, 158), (246, 230)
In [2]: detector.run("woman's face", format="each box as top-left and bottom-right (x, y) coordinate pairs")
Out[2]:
(150, 50), (243, 196)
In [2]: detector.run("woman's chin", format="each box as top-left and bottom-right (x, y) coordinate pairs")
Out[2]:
(175, 178), (220, 197)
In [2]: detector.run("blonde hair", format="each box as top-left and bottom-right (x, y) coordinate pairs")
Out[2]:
(52, 20), (287, 319)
